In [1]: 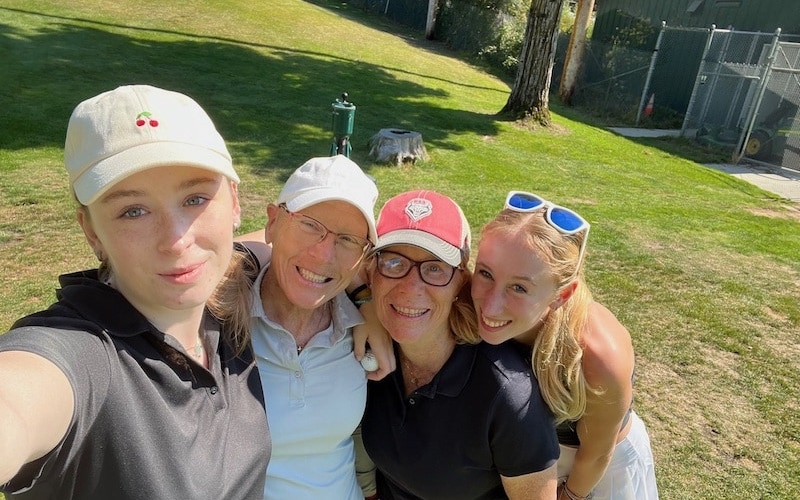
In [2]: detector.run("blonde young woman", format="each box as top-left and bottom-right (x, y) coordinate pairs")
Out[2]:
(471, 191), (658, 500)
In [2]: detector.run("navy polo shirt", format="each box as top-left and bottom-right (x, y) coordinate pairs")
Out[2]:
(362, 342), (558, 500)
(0, 269), (270, 499)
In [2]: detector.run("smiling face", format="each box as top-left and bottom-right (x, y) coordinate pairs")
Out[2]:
(78, 165), (240, 325)
(370, 244), (463, 347)
(265, 200), (369, 310)
(471, 230), (560, 346)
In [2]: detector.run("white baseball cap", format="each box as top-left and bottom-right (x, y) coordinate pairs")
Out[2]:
(65, 85), (238, 205)
(278, 155), (379, 245)
(374, 190), (471, 267)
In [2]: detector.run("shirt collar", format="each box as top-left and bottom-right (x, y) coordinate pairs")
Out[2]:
(396, 343), (476, 399)
(14, 269), (160, 338)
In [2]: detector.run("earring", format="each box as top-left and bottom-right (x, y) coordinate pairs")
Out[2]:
(233, 221), (240, 231)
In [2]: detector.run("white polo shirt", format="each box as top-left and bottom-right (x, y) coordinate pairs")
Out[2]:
(250, 265), (367, 500)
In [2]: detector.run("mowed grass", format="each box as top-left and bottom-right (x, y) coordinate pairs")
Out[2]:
(1, 1), (799, 498)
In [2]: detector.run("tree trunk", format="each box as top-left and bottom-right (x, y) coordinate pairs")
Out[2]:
(500, 0), (565, 126)
(559, 0), (594, 105)
(425, 0), (437, 39)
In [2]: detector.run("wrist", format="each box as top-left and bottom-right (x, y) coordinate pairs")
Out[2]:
(559, 480), (592, 500)
(348, 284), (372, 309)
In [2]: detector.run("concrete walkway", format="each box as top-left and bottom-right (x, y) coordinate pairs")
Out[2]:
(609, 128), (800, 202)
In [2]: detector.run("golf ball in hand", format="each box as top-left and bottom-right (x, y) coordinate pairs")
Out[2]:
(360, 351), (379, 372)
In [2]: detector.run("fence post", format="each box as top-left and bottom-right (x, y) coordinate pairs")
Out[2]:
(636, 21), (667, 126)
(734, 28), (782, 163)
(680, 25), (716, 137)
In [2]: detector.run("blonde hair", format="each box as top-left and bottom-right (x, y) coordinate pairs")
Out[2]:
(450, 252), (481, 345)
(206, 245), (259, 355)
(481, 209), (593, 423)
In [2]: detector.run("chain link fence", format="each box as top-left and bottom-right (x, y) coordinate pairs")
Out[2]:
(684, 29), (800, 171)
(732, 40), (800, 170)
(565, 24), (710, 128)
(566, 24), (800, 171)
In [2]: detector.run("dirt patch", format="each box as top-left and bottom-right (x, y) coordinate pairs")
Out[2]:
(512, 118), (571, 136)
(637, 348), (773, 477)
(748, 205), (800, 222)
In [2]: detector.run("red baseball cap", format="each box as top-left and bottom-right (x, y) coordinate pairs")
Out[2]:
(374, 190), (470, 266)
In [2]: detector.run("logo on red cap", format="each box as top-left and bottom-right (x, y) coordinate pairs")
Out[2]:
(405, 198), (432, 222)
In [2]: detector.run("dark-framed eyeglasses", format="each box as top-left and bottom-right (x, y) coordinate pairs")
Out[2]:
(504, 191), (590, 271)
(375, 250), (460, 287)
(279, 204), (371, 260)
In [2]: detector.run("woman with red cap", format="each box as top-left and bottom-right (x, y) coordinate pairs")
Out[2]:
(359, 190), (559, 500)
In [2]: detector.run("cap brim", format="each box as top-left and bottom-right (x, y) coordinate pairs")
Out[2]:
(374, 229), (462, 266)
(73, 141), (237, 205)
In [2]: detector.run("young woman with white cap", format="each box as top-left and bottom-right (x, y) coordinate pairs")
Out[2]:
(0, 85), (269, 499)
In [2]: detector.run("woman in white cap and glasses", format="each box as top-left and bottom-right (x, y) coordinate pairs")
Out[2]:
(234, 155), (388, 499)
(359, 190), (559, 499)
(472, 191), (658, 500)
(0, 85), (269, 498)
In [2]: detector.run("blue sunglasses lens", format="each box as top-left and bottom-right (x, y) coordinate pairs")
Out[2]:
(549, 207), (585, 232)
(507, 193), (544, 210)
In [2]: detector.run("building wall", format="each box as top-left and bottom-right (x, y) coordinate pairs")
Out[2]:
(595, 0), (800, 40)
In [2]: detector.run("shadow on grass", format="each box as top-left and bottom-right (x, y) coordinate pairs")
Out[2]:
(300, 0), (516, 87)
(0, 5), (501, 181)
(304, 0), (734, 168)
(551, 100), (738, 164)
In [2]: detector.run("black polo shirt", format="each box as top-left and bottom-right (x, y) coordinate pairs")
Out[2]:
(0, 270), (270, 499)
(362, 342), (558, 500)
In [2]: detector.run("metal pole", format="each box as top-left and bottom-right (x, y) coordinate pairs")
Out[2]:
(681, 24), (716, 136)
(735, 28), (782, 163)
(636, 21), (667, 126)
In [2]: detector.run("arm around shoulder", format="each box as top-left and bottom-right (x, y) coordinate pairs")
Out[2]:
(0, 351), (74, 485)
(234, 229), (270, 266)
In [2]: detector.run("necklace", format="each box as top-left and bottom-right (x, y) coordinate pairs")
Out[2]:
(402, 356), (420, 387)
(191, 340), (203, 358)
(293, 302), (332, 356)
(400, 353), (437, 391)
(399, 340), (456, 393)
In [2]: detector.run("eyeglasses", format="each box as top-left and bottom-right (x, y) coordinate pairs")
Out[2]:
(375, 251), (460, 287)
(504, 191), (590, 272)
(279, 204), (371, 262)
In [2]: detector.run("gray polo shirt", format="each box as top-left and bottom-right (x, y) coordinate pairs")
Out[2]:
(0, 270), (270, 499)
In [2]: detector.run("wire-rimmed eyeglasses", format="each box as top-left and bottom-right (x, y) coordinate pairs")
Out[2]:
(279, 204), (371, 263)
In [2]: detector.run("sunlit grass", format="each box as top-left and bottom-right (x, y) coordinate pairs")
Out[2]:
(1, 1), (799, 498)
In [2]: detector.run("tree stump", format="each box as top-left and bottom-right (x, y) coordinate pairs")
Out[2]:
(367, 129), (429, 165)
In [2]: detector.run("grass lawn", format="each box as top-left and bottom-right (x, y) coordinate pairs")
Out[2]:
(1, 1), (799, 498)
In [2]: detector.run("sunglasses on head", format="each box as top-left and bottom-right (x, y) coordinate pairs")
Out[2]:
(504, 190), (590, 273)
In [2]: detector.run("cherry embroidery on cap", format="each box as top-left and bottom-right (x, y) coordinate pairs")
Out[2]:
(135, 111), (159, 127)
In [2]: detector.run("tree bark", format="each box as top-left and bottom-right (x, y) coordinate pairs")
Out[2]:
(500, 0), (565, 126)
(425, 0), (437, 39)
(559, 0), (594, 105)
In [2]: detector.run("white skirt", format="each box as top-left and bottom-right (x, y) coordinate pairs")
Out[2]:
(557, 411), (659, 499)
